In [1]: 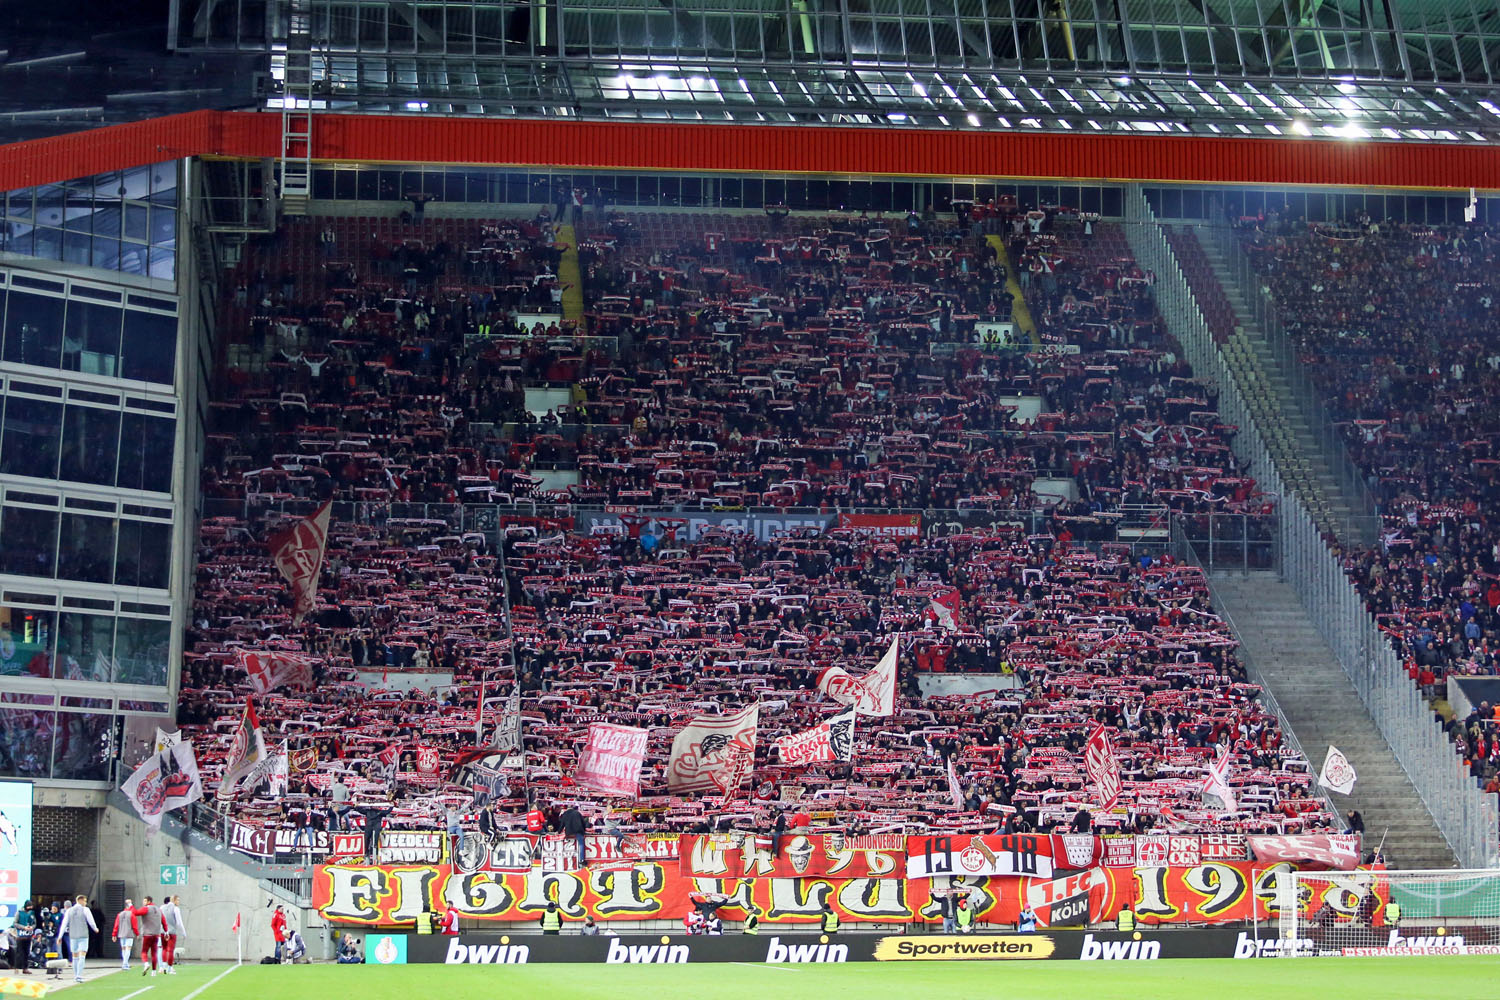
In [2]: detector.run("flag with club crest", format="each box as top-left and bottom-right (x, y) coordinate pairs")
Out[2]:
(268, 500), (332, 623)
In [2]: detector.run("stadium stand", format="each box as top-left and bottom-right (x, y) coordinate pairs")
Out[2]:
(1238, 217), (1500, 791)
(176, 203), (1336, 851)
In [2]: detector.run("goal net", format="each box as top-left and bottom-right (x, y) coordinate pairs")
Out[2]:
(1276, 869), (1500, 956)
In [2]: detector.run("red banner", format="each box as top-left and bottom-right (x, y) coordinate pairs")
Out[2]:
(678, 833), (904, 879)
(573, 723), (648, 798)
(837, 513), (922, 538)
(313, 861), (1384, 927)
(1083, 724), (1121, 811)
(1248, 834), (1361, 870)
(237, 649), (316, 696)
(268, 500), (331, 623)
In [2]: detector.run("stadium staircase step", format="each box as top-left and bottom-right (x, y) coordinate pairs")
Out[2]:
(1210, 572), (1458, 871)
(987, 235), (1041, 348)
(556, 223), (586, 332)
(1189, 229), (1370, 543)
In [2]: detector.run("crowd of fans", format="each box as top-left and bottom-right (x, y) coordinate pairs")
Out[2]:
(1239, 212), (1500, 790)
(174, 202), (1334, 857)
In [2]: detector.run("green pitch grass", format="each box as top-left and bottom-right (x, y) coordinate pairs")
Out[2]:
(59, 956), (1500, 1000)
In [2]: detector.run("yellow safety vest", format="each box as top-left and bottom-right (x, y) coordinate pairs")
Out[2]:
(541, 910), (562, 931)
(1385, 903), (1400, 926)
(416, 913), (434, 934)
(956, 907), (973, 928)
(821, 912), (840, 934)
(744, 914), (760, 936)
(1117, 909), (1135, 932)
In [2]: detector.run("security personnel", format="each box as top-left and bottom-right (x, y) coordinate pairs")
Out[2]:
(819, 904), (840, 935)
(1384, 901), (1401, 928)
(415, 907), (435, 934)
(955, 899), (974, 933)
(743, 911), (760, 936)
(539, 902), (563, 935)
(1117, 903), (1136, 933)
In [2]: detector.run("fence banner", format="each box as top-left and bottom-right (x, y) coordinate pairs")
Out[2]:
(227, 819), (331, 859)
(455, 833), (680, 874)
(576, 509), (835, 543)
(905, 834), (1103, 879)
(678, 833), (904, 879)
(836, 513), (922, 538)
(313, 860), (1383, 927)
(377, 830), (447, 865)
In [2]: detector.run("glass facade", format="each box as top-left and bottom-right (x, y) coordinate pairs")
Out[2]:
(0, 170), (184, 784)
(0, 162), (177, 281)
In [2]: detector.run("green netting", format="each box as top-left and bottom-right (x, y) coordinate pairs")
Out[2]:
(1390, 876), (1500, 918)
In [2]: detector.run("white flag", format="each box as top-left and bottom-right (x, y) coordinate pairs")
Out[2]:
(1201, 746), (1236, 811)
(774, 708), (855, 766)
(816, 636), (898, 716)
(216, 700), (269, 801)
(1318, 745), (1358, 795)
(121, 735), (203, 829)
(666, 704), (759, 797)
(266, 741), (290, 796)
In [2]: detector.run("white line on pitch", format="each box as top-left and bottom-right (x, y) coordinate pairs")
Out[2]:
(119, 987), (155, 1000)
(731, 962), (798, 971)
(182, 965), (239, 1000)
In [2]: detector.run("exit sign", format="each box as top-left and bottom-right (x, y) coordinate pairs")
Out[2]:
(160, 865), (188, 885)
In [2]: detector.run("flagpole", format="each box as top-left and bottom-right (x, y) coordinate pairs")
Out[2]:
(491, 507), (529, 802)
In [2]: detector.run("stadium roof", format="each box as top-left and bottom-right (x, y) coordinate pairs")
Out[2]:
(163, 0), (1500, 142)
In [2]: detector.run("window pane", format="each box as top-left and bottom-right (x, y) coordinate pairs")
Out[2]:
(0, 506), (58, 578)
(63, 300), (122, 376)
(57, 512), (116, 584)
(52, 712), (114, 780)
(59, 405), (121, 486)
(117, 413), (175, 494)
(0, 709), (54, 778)
(0, 396), (62, 479)
(114, 618), (170, 686)
(115, 519), (171, 590)
(120, 310), (176, 384)
(2, 291), (64, 370)
(0, 605), (53, 677)
(55, 611), (114, 681)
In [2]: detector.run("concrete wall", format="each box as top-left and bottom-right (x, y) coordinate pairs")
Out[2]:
(97, 806), (326, 961)
(916, 674), (1021, 698)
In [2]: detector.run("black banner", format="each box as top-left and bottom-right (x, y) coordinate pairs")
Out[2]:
(395, 928), (1271, 964)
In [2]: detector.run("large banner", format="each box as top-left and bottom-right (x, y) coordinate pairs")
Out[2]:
(238, 649), (316, 696)
(836, 513), (922, 539)
(577, 509), (834, 543)
(573, 724), (648, 798)
(679, 833), (904, 879)
(817, 637), (898, 716)
(1248, 834), (1360, 870)
(313, 860), (1385, 928)
(120, 729), (203, 829)
(228, 819), (332, 859)
(905, 834), (1103, 879)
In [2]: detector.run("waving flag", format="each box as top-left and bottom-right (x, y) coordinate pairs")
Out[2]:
(775, 708), (855, 766)
(121, 728), (203, 828)
(483, 693), (523, 752)
(1201, 746), (1236, 811)
(573, 724), (649, 798)
(269, 500), (332, 623)
(237, 649), (316, 695)
(216, 699), (269, 801)
(816, 636), (898, 716)
(1083, 723), (1122, 811)
(667, 704), (759, 797)
(927, 587), (963, 632)
(1317, 745), (1358, 795)
(947, 755), (965, 810)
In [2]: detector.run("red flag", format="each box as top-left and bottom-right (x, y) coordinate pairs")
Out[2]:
(927, 587), (962, 632)
(666, 704), (759, 797)
(236, 649), (316, 695)
(1084, 723), (1122, 811)
(231, 913), (240, 933)
(268, 501), (332, 623)
(774, 707), (855, 766)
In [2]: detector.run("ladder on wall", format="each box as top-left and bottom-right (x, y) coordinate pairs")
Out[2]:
(279, 0), (315, 217)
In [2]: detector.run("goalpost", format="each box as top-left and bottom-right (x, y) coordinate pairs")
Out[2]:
(1276, 869), (1500, 956)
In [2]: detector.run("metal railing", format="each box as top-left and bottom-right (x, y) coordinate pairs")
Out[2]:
(1196, 215), (1381, 533)
(1171, 519), (1342, 823)
(1127, 185), (1498, 868)
(1281, 497), (1500, 868)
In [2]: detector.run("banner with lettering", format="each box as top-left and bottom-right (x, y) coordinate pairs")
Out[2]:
(905, 834), (1104, 879)
(679, 833), (904, 879)
(573, 724), (648, 798)
(313, 860), (1384, 927)
(836, 513), (922, 539)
